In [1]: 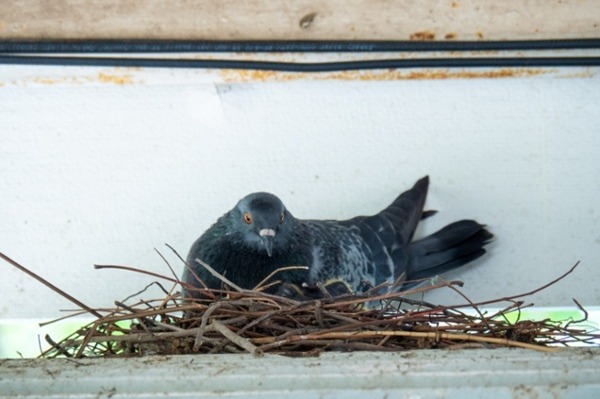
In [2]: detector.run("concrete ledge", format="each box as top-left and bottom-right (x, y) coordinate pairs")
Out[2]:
(1, 348), (599, 398)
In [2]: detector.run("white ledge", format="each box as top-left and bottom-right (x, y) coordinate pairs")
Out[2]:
(1, 348), (599, 398)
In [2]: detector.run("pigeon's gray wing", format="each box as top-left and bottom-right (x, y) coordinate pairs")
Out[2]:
(302, 220), (375, 290)
(336, 176), (492, 290)
(338, 176), (431, 286)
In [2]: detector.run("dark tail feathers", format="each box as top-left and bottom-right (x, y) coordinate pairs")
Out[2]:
(406, 220), (493, 283)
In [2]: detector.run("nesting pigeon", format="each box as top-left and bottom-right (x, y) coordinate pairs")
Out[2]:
(182, 176), (492, 299)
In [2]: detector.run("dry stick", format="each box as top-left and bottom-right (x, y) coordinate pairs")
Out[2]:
(46, 301), (205, 355)
(489, 301), (527, 322)
(0, 252), (103, 319)
(565, 298), (588, 328)
(165, 243), (210, 291)
(57, 327), (206, 358)
(119, 281), (170, 304)
(227, 288), (302, 307)
(437, 276), (494, 335)
(319, 280), (466, 310)
(95, 263), (206, 299)
(97, 303), (204, 324)
(320, 309), (365, 325)
(154, 247), (180, 282)
(94, 264), (179, 284)
(75, 320), (101, 358)
(236, 309), (289, 336)
(39, 309), (97, 327)
(62, 322), (257, 349)
(44, 334), (72, 357)
(113, 301), (158, 338)
(195, 301), (228, 348)
(253, 280), (283, 292)
(254, 330), (558, 353)
(154, 321), (186, 332)
(449, 261), (581, 309)
(210, 320), (262, 356)
(195, 258), (245, 292)
(154, 246), (201, 307)
(253, 266), (310, 291)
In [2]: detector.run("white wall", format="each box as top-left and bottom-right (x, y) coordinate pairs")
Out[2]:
(1, 63), (599, 319)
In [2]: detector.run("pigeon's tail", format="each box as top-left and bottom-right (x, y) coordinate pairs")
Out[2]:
(404, 220), (493, 285)
(379, 175), (432, 244)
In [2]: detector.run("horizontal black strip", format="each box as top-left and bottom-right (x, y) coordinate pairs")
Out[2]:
(0, 55), (599, 71)
(1, 39), (599, 53)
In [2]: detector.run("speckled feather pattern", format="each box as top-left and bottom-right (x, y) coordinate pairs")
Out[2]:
(183, 176), (492, 297)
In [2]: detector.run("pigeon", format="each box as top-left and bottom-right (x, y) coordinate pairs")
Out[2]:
(182, 176), (492, 299)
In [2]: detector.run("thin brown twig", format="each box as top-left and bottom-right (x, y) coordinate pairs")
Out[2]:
(253, 266), (309, 291)
(94, 264), (179, 284)
(154, 248), (180, 282)
(210, 320), (262, 356)
(165, 243), (211, 292)
(194, 258), (245, 292)
(448, 261), (581, 309)
(437, 276), (495, 335)
(1, 252), (103, 319)
(254, 330), (559, 353)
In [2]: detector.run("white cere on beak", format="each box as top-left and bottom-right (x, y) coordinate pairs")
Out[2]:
(259, 228), (276, 257)
(259, 229), (276, 238)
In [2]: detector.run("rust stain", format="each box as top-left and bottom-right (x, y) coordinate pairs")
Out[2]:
(410, 31), (436, 41)
(97, 72), (134, 85)
(451, 1), (460, 8)
(476, 31), (485, 39)
(556, 68), (596, 79)
(327, 68), (548, 81)
(219, 68), (550, 83)
(30, 76), (93, 85)
(32, 77), (64, 85)
(14, 69), (140, 86)
(445, 32), (457, 40)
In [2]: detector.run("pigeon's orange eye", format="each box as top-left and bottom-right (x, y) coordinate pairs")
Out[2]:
(279, 212), (285, 223)
(244, 212), (253, 224)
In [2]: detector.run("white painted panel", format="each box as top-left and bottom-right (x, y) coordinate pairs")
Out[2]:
(1, 64), (599, 318)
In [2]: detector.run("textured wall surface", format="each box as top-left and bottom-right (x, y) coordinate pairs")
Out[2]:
(1, 0), (599, 40)
(1, 64), (599, 318)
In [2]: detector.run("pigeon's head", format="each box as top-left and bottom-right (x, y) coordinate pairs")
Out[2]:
(230, 192), (294, 257)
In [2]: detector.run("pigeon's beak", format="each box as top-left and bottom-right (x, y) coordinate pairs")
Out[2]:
(259, 228), (276, 257)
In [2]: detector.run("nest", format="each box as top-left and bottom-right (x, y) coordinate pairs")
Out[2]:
(1, 251), (598, 358)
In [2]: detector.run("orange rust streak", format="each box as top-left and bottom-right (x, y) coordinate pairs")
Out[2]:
(97, 72), (134, 85)
(21, 70), (138, 86)
(410, 31), (436, 41)
(33, 78), (60, 84)
(219, 68), (549, 83)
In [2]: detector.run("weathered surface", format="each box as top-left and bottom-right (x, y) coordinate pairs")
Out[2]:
(1, 0), (598, 40)
(1, 349), (599, 398)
